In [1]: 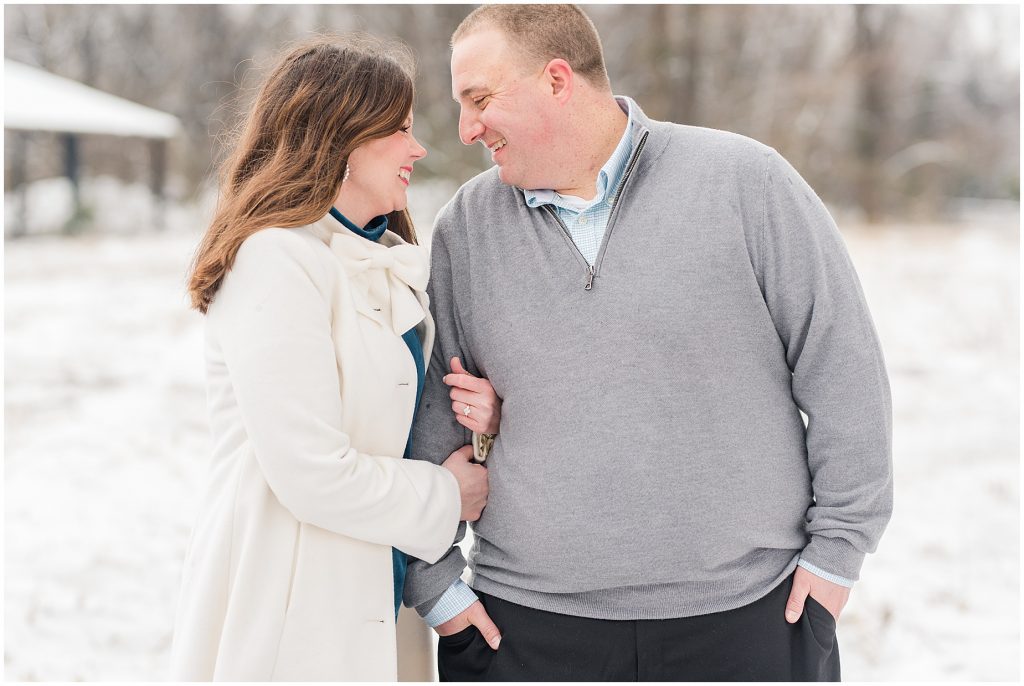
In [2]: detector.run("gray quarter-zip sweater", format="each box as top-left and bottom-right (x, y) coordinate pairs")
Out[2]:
(404, 101), (893, 620)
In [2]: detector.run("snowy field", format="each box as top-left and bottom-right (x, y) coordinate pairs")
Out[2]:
(4, 181), (1019, 681)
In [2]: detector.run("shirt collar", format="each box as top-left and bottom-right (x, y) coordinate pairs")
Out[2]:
(523, 96), (636, 210)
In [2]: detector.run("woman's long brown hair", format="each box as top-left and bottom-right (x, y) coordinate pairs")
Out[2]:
(188, 36), (418, 313)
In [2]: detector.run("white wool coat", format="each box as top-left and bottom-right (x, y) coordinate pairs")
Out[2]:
(170, 214), (461, 680)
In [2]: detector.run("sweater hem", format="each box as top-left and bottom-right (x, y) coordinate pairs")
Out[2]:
(470, 553), (801, 620)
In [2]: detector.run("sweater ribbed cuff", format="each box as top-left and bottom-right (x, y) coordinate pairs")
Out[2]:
(797, 558), (855, 588)
(407, 547), (469, 617)
(800, 535), (866, 583)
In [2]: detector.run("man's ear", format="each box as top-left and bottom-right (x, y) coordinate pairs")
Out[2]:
(544, 58), (574, 103)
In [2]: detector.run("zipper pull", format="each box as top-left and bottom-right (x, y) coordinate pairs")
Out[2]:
(584, 265), (595, 291)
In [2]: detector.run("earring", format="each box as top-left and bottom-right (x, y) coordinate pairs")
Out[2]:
(342, 164), (351, 184)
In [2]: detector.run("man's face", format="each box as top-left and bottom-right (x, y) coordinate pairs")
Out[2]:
(451, 28), (558, 190)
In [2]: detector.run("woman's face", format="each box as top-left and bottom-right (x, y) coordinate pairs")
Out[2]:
(337, 112), (427, 221)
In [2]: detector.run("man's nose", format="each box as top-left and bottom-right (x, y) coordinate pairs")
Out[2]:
(458, 108), (484, 146)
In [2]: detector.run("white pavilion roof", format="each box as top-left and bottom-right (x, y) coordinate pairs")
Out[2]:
(4, 60), (180, 139)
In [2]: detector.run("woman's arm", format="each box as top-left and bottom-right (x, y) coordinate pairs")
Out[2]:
(210, 228), (462, 563)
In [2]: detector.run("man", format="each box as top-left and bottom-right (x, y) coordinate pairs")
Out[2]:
(404, 4), (893, 681)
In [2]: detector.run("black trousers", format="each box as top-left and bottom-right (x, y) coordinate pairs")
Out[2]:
(437, 572), (841, 681)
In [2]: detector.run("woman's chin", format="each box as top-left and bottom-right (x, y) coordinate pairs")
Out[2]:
(367, 204), (400, 218)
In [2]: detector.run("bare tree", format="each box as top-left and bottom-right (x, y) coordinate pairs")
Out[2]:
(4, 4), (1018, 221)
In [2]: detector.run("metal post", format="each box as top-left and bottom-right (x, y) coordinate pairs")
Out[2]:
(149, 138), (167, 231)
(10, 132), (28, 238)
(62, 133), (81, 233)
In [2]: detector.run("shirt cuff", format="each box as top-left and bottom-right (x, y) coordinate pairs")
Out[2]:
(422, 579), (478, 627)
(797, 558), (855, 588)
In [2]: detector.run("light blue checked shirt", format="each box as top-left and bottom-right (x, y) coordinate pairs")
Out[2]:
(421, 95), (853, 628)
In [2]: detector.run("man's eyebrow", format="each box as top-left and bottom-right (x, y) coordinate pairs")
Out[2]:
(454, 84), (488, 102)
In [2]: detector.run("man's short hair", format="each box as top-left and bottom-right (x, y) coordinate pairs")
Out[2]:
(452, 4), (611, 92)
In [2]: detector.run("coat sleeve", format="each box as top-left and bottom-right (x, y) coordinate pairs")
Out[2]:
(209, 228), (461, 564)
(402, 212), (476, 616)
(757, 149), (894, 582)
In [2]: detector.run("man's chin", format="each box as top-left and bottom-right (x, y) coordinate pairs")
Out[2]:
(496, 165), (535, 189)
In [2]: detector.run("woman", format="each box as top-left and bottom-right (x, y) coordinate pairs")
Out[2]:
(171, 37), (500, 680)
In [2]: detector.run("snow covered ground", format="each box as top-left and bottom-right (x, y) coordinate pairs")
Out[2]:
(4, 180), (1019, 680)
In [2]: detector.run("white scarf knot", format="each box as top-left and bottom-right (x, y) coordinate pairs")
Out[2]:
(329, 230), (429, 335)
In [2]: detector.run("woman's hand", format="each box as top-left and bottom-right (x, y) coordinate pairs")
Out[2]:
(444, 357), (501, 434)
(441, 445), (488, 521)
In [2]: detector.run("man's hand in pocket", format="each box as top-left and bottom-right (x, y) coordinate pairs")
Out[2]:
(434, 600), (502, 650)
(785, 565), (851, 623)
